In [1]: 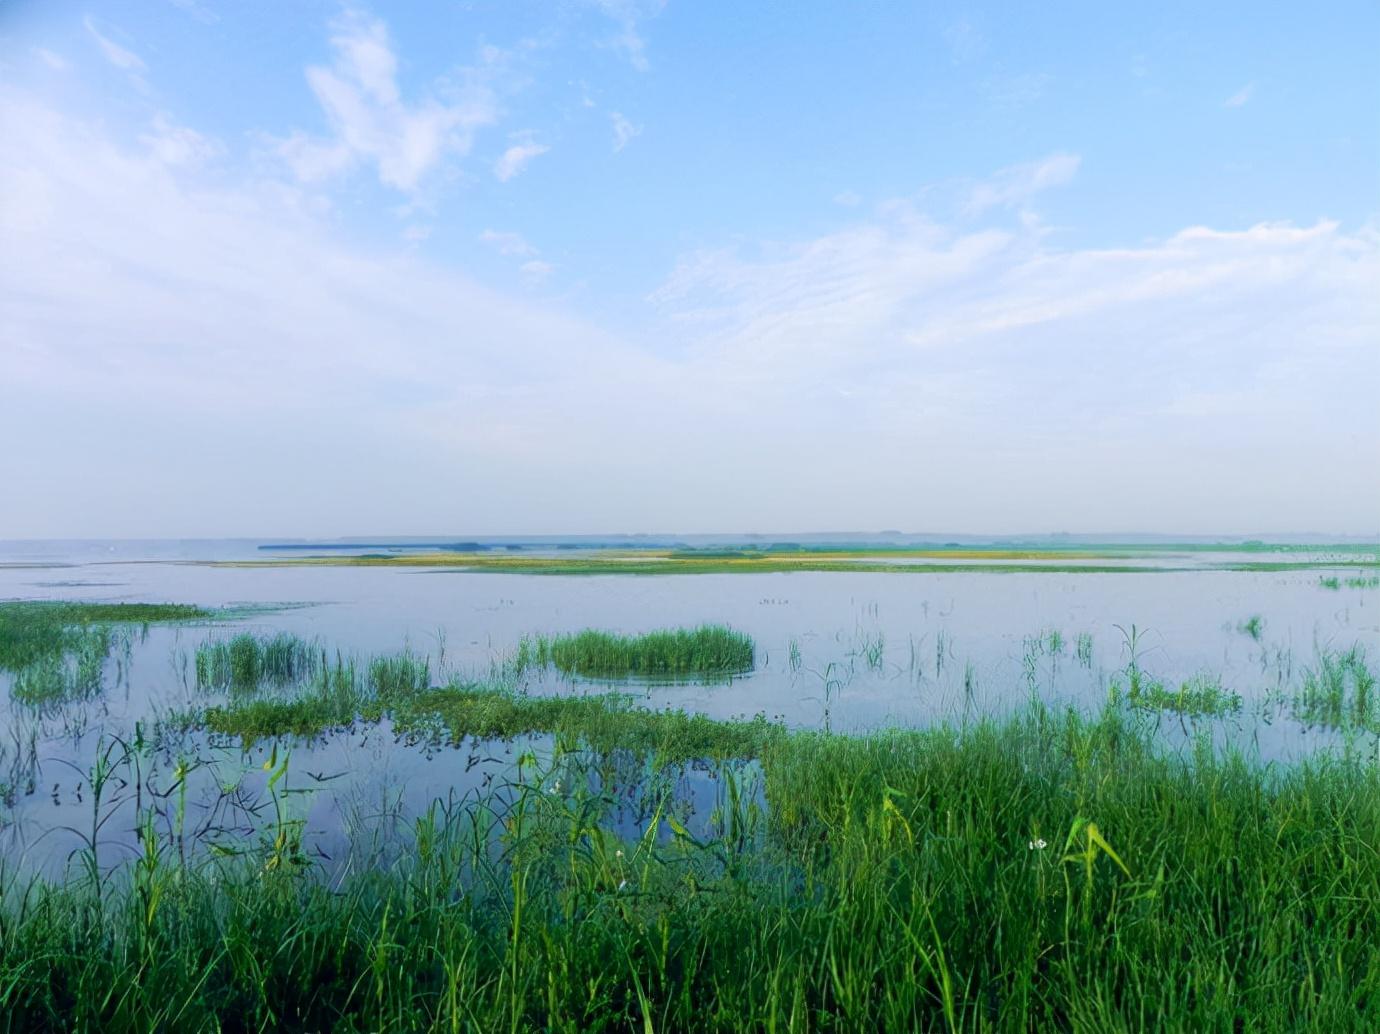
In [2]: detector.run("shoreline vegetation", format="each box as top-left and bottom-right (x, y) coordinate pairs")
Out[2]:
(7, 687), (1380, 1029)
(4, 611), (1380, 1028)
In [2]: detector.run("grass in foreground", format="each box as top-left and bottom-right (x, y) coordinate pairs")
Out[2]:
(515, 625), (755, 679)
(6, 698), (1380, 1031)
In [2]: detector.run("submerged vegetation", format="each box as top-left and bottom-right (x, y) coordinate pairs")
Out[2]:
(5, 696), (1380, 1030)
(1122, 672), (1243, 717)
(2, 601), (216, 711)
(0, 601), (211, 672)
(1320, 574), (1380, 590)
(514, 625), (755, 679)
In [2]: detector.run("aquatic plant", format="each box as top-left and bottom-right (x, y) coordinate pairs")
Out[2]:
(1293, 645), (1378, 731)
(515, 625), (754, 679)
(0, 601), (210, 672)
(1075, 631), (1094, 667)
(6, 699), (1380, 1031)
(1123, 673), (1243, 717)
(194, 633), (320, 693)
(367, 650), (431, 699)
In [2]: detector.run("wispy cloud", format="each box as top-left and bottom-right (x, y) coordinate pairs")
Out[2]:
(590, 0), (664, 71)
(83, 17), (149, 91)
(646, 198), (1379, 530)
(139, 114), (223, 166)
(479, 229), (538, 257)
(1224, 82), (1255, 108)
(610, 111), (641, 152)
(965, 152), (1080, 214)
(276, 11), (501, 193)
(942, 19), (986, 63)
(84, 17), (146, 72)
(494, 137), (549, 181)
(32, 47), (69, 72)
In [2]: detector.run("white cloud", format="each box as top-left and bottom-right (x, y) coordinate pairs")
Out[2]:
(277, 11), (500, 193)
(965, 152), (1080, 214)
(0, 88), (647, 536)
(32, 47), (69, 72)
(1225, 82), (1255, 108)
(494, 137), (549, 181)
(479, 229), (538, 257)
(610, 111), (641, 152)
(2, 87), (1375, 535)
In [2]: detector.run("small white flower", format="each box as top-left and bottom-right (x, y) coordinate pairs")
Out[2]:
(1028, 838), (1048, 851)
(617, 879), (629, 892)
(615, 849), (624, 858)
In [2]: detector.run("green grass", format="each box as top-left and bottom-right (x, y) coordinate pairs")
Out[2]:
(515, 625), (754, 679)
(6, 699), (1380, 1031)
(1122, 672), (1244, 717)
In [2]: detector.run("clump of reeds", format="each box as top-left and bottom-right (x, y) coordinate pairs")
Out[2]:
(1293, 645), (1378, 730)
(194, 633), (320, 693)
(514, 625), (754, 679)
(367, 650), (431, 700)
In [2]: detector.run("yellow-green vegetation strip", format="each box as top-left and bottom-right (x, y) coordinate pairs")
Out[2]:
(207, 548), (1380, 576)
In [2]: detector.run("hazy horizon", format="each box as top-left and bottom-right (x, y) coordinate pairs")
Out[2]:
(3, 2), (1377, 538)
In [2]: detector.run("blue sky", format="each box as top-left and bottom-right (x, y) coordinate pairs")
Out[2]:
(1, 1), (1377, 536)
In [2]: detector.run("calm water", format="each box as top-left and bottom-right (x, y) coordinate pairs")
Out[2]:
(2, 539), (1377, 877)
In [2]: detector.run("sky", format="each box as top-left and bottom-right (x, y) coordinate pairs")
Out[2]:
(0, 1), (1377, 538)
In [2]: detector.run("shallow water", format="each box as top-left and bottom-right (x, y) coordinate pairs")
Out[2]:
(2, 538), (1377, 877)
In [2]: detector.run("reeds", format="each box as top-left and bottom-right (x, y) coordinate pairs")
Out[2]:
(4, 699), (1380, 1031)
(1293, 645), (1377, 730)
(515, 625), (754, 679)
(194, 633), (320, 693)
